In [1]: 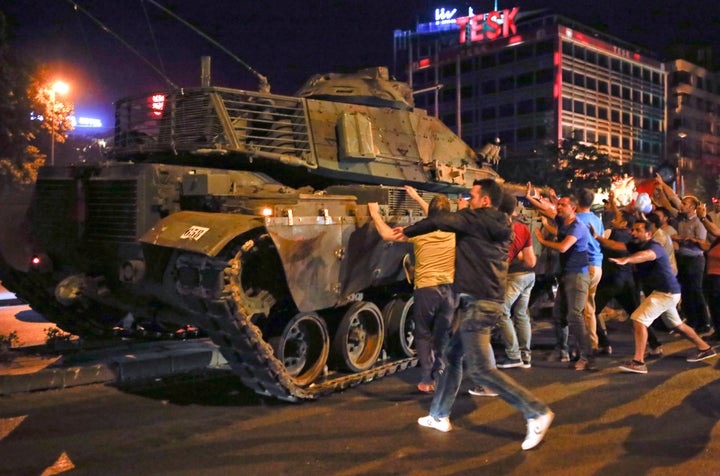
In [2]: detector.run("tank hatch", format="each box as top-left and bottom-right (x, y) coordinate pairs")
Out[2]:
(295, 67), (413, 111)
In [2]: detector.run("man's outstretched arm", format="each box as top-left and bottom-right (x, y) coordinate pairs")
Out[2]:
(525, 182), (557, 219)
(368, 202), (407, 242)
(404, 185), (429, 215)
(609, 248), (656, 266)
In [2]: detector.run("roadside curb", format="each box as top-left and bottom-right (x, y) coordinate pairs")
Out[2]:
(0, 339), (228, 395)
(0, 288), (23, 307)
(0, 298), (24, 307)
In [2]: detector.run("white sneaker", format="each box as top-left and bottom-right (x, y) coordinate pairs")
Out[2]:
(521, 410), (554, 450)
(468, 386), (498, 397)
(417, 415), (452, 433)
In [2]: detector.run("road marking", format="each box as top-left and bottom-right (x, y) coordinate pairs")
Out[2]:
(40, 452), (75, 476)
(600, 364), (720, 419)
(334, 446), (424, 476)
(213, 405), (332, 433)
(0, 415), (26, 441)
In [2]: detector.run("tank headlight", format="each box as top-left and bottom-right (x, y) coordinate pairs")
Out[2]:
(119, 260), (146, 283)
(29, 253), (53, 273)
(261, 207), (273, 217)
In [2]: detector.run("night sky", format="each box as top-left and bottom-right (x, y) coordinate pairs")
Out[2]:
(3, 0), (720, 126)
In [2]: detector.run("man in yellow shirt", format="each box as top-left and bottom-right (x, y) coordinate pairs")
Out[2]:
(368, 186), (455, 392)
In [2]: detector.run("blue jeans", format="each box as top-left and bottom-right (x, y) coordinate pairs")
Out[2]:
(413, 284), (456, 385)
(552, 272), (592, 359)
(429, 295), (550, 420)
(498, 272), (535, 361)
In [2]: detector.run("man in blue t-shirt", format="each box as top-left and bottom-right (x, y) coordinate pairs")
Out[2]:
(574, 189), (604, 353)
(610, 220), (717, 374)
(534, 195), (593, 370)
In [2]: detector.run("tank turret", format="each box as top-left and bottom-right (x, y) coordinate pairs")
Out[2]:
(295, 66), (414, 110)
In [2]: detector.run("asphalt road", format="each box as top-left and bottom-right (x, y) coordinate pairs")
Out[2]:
(1, 319), (719, 476)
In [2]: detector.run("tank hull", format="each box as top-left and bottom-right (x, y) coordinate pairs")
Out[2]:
(2, 161), (432, 399)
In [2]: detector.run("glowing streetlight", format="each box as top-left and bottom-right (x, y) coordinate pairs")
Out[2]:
(50, 80), (69, 166)
(677, 131), (687, 196)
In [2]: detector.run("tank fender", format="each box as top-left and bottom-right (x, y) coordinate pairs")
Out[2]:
(139, 211), (265, 257)
(264, 218), (346, 311)
(265, 217), (411, 312)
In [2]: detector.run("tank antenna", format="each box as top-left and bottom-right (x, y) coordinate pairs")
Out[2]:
(66, 0), (180, 89)
(145, 0), (270, 91)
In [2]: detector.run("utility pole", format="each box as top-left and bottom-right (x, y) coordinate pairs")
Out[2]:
(50, 81), (69, 166)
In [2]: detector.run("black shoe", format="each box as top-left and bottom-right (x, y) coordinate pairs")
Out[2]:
(686, 347), (718, 363)
(646, 346), (664, 360)
(596, 345), (612, 356)
(619, 360), (648, 374)
(497, 358), (523, 369)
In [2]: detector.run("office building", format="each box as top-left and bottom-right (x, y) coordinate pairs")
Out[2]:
(666, 58), (720, 193)
(393, 7), (667, 178)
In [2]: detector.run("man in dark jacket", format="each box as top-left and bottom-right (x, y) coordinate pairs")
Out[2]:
(394, 179), (554, 451)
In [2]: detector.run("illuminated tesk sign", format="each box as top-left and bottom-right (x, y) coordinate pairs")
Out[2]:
(455, 7), (519, 43)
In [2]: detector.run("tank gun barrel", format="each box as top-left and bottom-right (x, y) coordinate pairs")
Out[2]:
(411, 84), (443, 96)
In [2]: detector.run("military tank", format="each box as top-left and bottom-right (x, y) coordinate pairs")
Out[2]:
(0, 66), (502, 401)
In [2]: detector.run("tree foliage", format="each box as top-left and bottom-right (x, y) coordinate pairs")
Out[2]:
(547, 135), (622, 193)
(503, 136), (622, 193)
(0, 11), (73, 187)
(501, 134), (623, 194)
(497, 151), (552, 188)
(682, 167), (718, 203)
(0, 11), (42, 186)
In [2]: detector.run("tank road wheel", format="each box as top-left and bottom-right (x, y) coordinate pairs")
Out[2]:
(382, 297), (416, 357)
(331, 301), (384, 372)
(269, 312), (330, 387)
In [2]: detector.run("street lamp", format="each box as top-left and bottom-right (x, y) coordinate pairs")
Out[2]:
(677, 131), (687, 196)
(50, 80), (69, 166)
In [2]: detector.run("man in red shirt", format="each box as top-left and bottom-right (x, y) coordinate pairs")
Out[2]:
(495, 194), (537, 369)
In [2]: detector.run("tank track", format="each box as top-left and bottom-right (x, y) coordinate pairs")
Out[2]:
(193, 255), (417, 402)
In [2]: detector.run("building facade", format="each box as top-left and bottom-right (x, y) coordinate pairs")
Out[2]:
(666, 58), (720, 193)
(393, 8), (668, 179)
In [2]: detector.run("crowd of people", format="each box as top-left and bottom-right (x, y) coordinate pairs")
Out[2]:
(367, 175), (719, 451)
